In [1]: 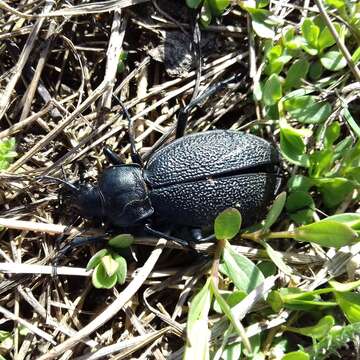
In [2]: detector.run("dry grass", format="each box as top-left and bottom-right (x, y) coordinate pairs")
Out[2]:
(0, 0), (358, 359)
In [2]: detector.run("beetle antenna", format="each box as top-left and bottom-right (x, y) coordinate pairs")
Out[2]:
(112, 94), (143, 166)
(37, 175), (79, 192)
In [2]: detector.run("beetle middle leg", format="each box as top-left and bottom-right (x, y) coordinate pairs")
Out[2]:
(53, 235), (107, 265)
(103, 147), (123, 165)
(112, 94), (143, 166)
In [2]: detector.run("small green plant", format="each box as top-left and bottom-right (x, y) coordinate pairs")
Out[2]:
(0, 138), (16, 170)
(184, 194), (360, 358)
(117, 51), (128, 74)
(86, 234), (133, 289)
(185, 0), (230, 27)
(184, 208), (253, 359)
(246, 0), (360, 226)
(0, 330), (13, 358)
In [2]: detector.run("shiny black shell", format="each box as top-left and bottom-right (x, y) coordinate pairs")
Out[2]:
(145, 130), (279, 227)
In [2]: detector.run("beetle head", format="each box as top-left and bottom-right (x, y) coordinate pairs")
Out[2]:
(60, 182), (104, 220)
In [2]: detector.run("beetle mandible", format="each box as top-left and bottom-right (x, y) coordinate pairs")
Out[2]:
(56, 76), (280, 246)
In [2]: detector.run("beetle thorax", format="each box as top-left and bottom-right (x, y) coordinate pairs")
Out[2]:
(97, 165), (154, 227)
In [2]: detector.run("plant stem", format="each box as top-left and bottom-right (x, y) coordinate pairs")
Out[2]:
(267, 231), (296, 239)
(241, 230), (296, 242)
(211, 239), (225, 288)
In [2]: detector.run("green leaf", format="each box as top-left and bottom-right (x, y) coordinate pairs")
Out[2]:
(213, 290), (247, 313)
(352, 47), (360, 64)
(117, 51), (127, 74)
(114, 254), (127, 284)
(262, 74), (282, 106)
(207, 0), (229, 15)
(324, 0), (345, 10)
(309, 149), (334, 178)
(268, 287), (335, 312)
(247, 8), (278, 39)
(101, 255), (119, 277)
(265, 104), (280, 120)
(320, 51), (347, 71)
(318, 24), (343, 51)
(187, 279), (211, 324)
(314, 177), (354, 208)
(257, 260), (277, 277)
(0, 138), (17, 170)
(324, 121), (340, 148)
(86, 248), (109, 271)
(341, 107), (360, 138)
(221, 244), (265, 293)
(286, 191), (315, 225)
(329, 278), (360, 292)
(221, 341), (242, 360)
(325, 213), (360, 234)
(262, 192), (286, 231)
(214, 208), (242, 240)
(286, 191), (314, 213)
(335, 291), (360, 323)
(295, 220), (358, 248)
(265, 55), (292, 75)
(310, 322), (360, 359)
(287, 175), (314, 192)
(184, 279), (211, 360)
(309, 61), (323, 80)
(285, 315), (335, 340)
(186, 0), (202, 8)
(280, 124), (310, 167)
(282, 27), (305, 51)
(210, 280), (250, 352)
(108, 234), (134, 249)
(284, 59), (309, 90)
(284, 95), (332, 124)
(282, 351), (309, 360)
(301, 18), (319, 50)
(200, 1), (212, 27)
(262, 241), (293, 276)
(92, 263), (118, 289)
(0, 330), (13, 352)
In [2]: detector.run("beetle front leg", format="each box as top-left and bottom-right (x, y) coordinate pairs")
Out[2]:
(103, 147), (123, 165)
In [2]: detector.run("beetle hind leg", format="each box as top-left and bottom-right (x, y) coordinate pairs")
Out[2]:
(175, 73), (244, 138)
(191, 228), (215, 243)
(144, 223), (197, 250)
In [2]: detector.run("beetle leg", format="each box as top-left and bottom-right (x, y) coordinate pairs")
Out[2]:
(175, 73), (244, 138)
(53, 235), (106, 265)
(191, 228), (215, 243)
(37, 175), (79, 192)
(144, 224), (196, 249)
(103, 147), (123, 165)
(112, 94), (143, 166)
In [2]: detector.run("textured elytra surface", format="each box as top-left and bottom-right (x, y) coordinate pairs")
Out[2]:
(145, 130), (279, 187)
(150, 173), (277, 226)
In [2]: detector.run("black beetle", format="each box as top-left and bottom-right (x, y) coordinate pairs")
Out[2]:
(51, 76), (280, 246)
